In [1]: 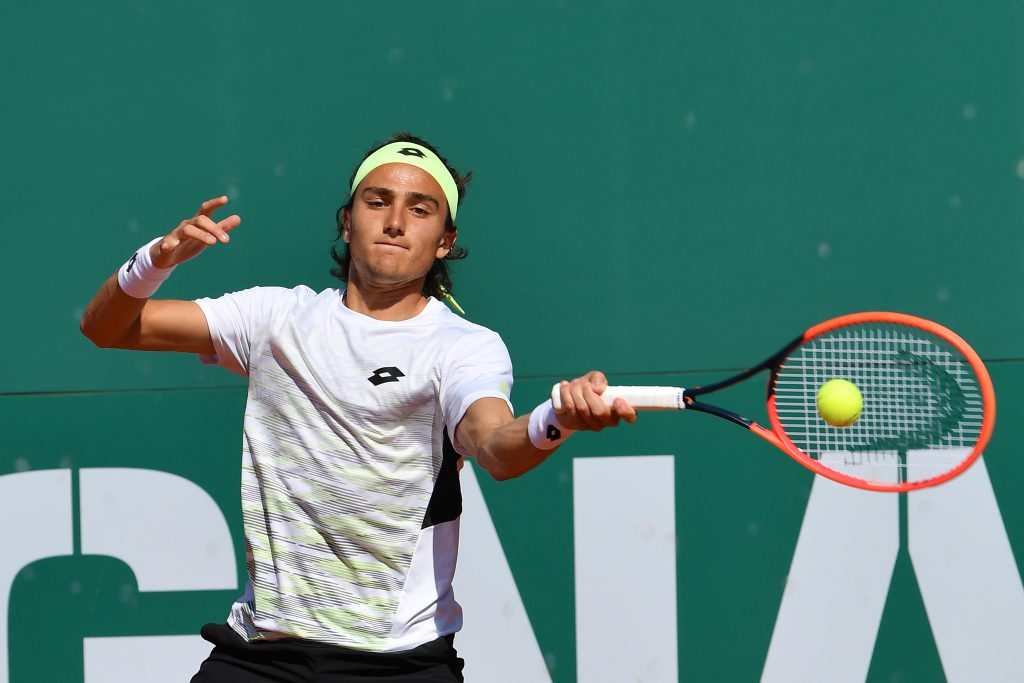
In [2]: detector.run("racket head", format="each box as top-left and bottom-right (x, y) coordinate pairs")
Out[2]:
(765, 312), (995, 493)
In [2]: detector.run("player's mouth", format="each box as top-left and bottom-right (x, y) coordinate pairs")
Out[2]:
(374, 242), (408, 250)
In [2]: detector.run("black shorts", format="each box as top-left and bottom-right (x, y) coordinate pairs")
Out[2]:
(190, 623), (465, 683)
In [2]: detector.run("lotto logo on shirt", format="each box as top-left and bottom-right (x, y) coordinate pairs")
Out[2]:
(368, 367), (405, 386)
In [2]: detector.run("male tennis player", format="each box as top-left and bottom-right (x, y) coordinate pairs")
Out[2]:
(80, 132), (636, 682)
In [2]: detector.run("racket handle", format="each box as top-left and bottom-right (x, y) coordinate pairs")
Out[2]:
(550, 384), (686, 411)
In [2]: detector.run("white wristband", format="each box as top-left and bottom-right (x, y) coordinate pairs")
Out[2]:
(117, 237), (176, 299)
(528, 399), (576, 450)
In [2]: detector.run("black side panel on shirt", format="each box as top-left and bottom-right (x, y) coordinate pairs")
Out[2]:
(421, 429), (463, 529)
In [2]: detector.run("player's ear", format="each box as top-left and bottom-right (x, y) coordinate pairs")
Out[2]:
(436, 230), (457, 258)
(342, 208), (352, 244)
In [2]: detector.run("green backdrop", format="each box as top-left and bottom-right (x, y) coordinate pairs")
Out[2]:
(2, 1), (1022, 681)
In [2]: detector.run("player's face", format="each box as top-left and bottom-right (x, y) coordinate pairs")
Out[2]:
(343, 163), (455, 290)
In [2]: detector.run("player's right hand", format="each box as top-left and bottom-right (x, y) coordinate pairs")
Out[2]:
(552, 370), (638, 432)
(150, 196), (241, 268)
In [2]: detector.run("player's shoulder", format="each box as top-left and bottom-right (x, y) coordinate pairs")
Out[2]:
(203, 285), (341, 320)
(431, 300), (502, 339)
(430, 302), (510, 362)
(242, 284), (339, 306)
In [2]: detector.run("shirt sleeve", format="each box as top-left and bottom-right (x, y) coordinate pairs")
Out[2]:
(194, 286), (293, 377)
(440, 329), (515, 456)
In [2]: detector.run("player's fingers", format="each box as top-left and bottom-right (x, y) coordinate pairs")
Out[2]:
(584, 370), (608, 394)
(218, 214), (242, 235)
(568, 379), (594, 423)
(553, 380), (573, 414)
(580, 385), (615, 430)
(566, 380), (608, 431)
(612, 397), (638, 424)
(194, 214), (233, 243)
(181, 222), (218, 245)
(197, 195), (229, 218)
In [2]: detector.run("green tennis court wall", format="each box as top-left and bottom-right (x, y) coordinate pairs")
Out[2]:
(2, 1), (1022, 681)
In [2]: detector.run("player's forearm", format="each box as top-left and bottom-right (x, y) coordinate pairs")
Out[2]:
(473, 413), (555, 481)
(80, 272), (148, 348)
(81, 235), (176, 348)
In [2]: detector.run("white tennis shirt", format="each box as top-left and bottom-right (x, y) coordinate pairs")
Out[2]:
(195, 285), (513, 652)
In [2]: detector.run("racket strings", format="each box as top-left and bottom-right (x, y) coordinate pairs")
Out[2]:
(772, 323), (985, 482)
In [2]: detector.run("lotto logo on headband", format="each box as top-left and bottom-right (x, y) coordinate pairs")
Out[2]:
(397, 147), (426, 158)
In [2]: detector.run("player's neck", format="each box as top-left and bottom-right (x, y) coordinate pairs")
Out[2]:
(343, 276), (429, 321)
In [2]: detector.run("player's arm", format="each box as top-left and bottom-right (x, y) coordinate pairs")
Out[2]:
(456, 371), (637, 481)
(80, 196), (240, 352)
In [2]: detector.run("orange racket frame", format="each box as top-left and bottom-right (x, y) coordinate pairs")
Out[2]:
(761, 312), (996, 492)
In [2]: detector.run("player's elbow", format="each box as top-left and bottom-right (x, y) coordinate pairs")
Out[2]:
(477, 456), (523, 482)
(486, 466), (517, 482)
(83, 331), (118, 349)
(80, 316), (103, 346)
(80, 316), (121, 349)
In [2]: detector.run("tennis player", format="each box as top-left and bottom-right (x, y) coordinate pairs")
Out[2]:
(80, 132), (636, 682)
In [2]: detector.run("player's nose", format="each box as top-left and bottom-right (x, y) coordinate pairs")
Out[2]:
(383, 206), (406, 236)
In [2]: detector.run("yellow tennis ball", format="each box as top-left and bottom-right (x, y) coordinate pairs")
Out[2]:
(816, 379), (863, 427)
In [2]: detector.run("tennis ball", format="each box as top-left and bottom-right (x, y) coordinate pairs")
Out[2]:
(816, 379), (863, 427)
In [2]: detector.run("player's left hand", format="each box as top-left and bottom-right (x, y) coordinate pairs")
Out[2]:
(552, 370), (637, 431)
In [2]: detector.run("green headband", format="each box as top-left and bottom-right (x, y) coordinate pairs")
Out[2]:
(350, 142), (460, 220)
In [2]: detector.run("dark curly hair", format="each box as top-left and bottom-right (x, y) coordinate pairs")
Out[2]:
(330, 132), (471, 300)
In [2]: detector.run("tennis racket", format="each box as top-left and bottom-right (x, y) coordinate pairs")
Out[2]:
(551, 312), (995, 492)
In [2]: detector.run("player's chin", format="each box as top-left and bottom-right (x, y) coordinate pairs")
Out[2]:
(356, 261), (435, 296)
(364, 261), (420, 285)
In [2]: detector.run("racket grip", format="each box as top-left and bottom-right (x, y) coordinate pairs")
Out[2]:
(550, 384), (686, 411)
